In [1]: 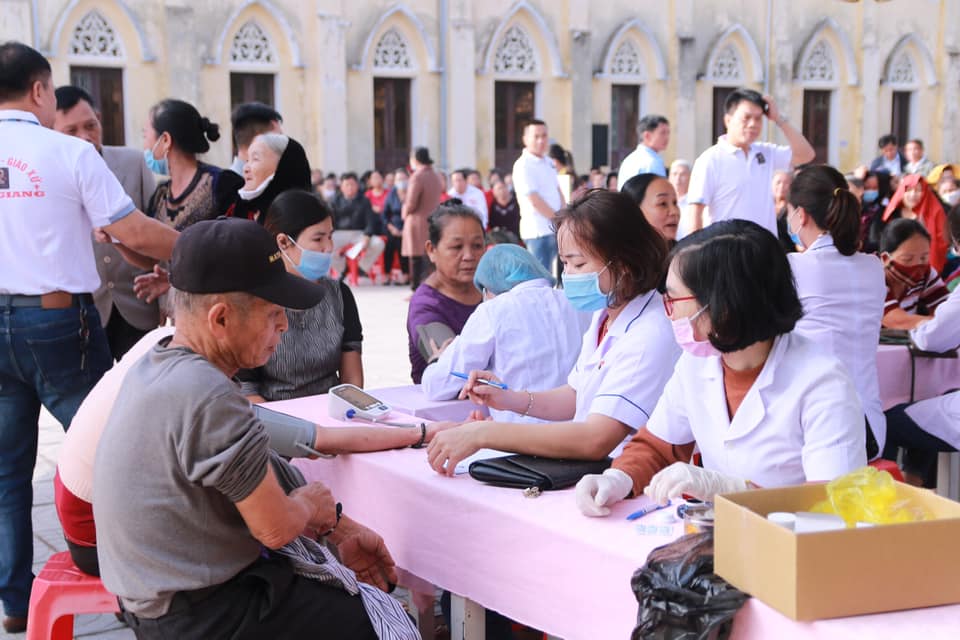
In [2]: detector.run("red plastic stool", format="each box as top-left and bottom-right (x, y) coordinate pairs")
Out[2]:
(26, 551), (119, 640)
(869, 458), (905, 482)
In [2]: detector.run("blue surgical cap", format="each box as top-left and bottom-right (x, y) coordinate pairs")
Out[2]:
(474, 244), (555, 295)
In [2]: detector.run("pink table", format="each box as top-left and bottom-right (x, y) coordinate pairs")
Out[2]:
(270, 393), (960, 639)
(877, 344), (960, 409)
(268, 394), (670, 640)
(365, 384), (486, 423)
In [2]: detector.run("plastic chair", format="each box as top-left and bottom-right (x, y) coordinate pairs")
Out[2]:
(26, 551), (119, 640)
(869, 458), (905, 483)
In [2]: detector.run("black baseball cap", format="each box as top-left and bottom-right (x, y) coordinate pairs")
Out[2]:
(170, 218), (323, 309)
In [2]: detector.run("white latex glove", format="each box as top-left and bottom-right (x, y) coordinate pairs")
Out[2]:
(575, 468), (635, 517)
(644, 462), (748, 506)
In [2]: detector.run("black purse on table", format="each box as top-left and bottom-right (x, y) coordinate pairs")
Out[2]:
(468, 454), (612, 492)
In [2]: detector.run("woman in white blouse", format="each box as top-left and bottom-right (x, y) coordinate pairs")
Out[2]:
(786, 164), (887, 458)
(420, 244), (587, 423)
(883, 205), (960, 486)
(426, 190), (680, 474)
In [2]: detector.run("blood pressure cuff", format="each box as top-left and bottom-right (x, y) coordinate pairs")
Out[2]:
(468, 454), (612, 491)
(253, 405), (318, 458)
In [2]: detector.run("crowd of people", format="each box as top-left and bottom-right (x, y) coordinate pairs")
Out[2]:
(3, 37), (960, 638)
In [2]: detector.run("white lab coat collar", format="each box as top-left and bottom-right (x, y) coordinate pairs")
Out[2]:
(805, 233), (835, 252)
(509, 278), (552, 293)
(695, 333), (791, 441)
(0, 109), (40, 124)
(580, 290), (658, 369)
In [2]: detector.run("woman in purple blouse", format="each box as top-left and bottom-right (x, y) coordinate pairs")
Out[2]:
(406, 201), (486, 382)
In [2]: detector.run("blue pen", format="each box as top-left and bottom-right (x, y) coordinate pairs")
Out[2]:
(626, 500), (671, 521)
(450, 371), (508, 390)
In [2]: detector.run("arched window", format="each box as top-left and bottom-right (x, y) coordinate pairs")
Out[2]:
(493, 25), (539, 76)
(69, 10), (123, 58)
(373, 28), (413, 72)
(799, 41), (837, 84)
(230, 20), (276, 65)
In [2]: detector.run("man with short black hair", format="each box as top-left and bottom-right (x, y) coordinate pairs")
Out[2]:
(617, 114), (670, 187)
(449, 168), (489, 228)
(0, 41), (178, 633)
(94, 218), (416, 639)
(512, 119), (565, 272)
(687, 87), (815, 234)
(229, 101), (283, 173)
(870, 134), (905, 177)
(331, 172), (385, 279)
(54, 85), (161, 359)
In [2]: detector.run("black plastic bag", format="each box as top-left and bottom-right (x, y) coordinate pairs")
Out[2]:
(631, 531), (749, 640)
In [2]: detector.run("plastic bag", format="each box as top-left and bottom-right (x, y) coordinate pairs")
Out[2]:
(631, 531), (749, 640)
(810, 466), (931, 527)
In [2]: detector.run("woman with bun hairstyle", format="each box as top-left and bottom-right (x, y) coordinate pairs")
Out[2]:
(143, 99), (225, 230)
(787, 164), (887, 458)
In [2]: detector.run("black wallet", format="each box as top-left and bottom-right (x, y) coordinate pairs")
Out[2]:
(468, 454), (612, 491)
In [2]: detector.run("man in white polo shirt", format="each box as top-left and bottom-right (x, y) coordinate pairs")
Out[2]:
(512, 119), (565, 272)
(687, 88), (815, 235)
(448, 168), (489, 228)
(0, 41), (178, 632)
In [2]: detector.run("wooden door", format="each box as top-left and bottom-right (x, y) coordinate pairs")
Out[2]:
(70, 66), (124, 146)
(802, 90), (831, 165)
(373, 78), (412, 174)
(610, 84), (640, 170)
(891, 91), (912, 148)
(712, 86), (735, 143)
(494, 81), (535, 171)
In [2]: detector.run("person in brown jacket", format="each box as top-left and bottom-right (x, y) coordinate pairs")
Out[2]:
(402, 147), (444, 289)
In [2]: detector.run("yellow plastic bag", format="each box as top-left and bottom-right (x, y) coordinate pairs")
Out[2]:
(810, 466), (930, 527)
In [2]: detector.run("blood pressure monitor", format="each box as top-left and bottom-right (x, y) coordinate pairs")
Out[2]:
(328, 384), (391, 421)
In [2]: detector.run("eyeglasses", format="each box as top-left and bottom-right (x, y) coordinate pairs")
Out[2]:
(662, 293), (697, 316)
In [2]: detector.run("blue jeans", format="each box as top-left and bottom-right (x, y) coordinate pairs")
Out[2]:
(0, 299), (110, 616)
(524, 235), (558, 274)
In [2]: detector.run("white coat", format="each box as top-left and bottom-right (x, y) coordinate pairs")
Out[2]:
(905, 287), (960, 449)
(567, 290), (680, 435)
(420, 279), (588, 422)
(647, 333), (867, 488)
(789, 234), (887, 453)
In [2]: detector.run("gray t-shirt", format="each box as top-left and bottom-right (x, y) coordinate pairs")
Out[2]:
(93, 340), (270, 618)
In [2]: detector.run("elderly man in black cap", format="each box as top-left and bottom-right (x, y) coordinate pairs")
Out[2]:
(93, 218), (418, 639)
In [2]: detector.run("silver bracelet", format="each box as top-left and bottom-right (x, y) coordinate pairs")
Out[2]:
(521, 391), (534, 418)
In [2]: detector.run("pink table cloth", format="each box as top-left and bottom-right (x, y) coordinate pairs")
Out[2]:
(877, 344), (960, 409)
(272, 393), (960, 639)
(270, 394), (671, 640)
(364, 384), (486, 423)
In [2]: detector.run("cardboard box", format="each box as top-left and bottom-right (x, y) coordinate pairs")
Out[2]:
(714, 482), (960, 621)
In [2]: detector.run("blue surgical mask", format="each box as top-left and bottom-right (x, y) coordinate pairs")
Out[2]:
(562, 264), (611, 312)
(281, 239), (332, 281)
(863, 190), (879, 204)
(143, 139), (168, 176)
(789, 230), (803, 247)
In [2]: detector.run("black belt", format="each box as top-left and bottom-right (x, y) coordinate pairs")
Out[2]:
(0, 293), (92, 308)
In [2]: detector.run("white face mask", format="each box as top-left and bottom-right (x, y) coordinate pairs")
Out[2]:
(944, 191), (960, 207)
(238, 174), (275, 201)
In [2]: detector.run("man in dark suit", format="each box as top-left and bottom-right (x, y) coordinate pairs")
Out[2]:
(54, 86), (161, 359)
(869, 134), (906, 177)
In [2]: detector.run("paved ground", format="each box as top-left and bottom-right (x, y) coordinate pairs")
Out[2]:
(2, 283), (416, 639)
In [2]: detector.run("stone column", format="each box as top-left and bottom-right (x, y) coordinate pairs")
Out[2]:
(567, 0), (591, 171)
(315, 11), (350, 174)
(941, 1), (960, 162)
(163, 2), (203, 105)
(446, 15), (476, 170)
(673, 0), (697, 161)
(770, 2), (794, 147)
(859, 1), (881, 164)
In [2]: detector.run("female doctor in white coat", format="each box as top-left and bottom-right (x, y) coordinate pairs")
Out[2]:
(577, 219), (867, 514)
(882, 204), (960, 487)
(786, 165), (887, 458)
(426, 189), (681, 474)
